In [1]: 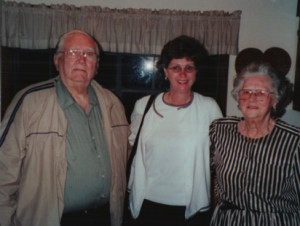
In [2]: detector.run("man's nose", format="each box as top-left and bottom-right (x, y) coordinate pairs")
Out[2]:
(78, 53), (87, 62)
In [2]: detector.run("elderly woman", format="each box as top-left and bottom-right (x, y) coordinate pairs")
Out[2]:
(209, 63), (300, 225)
(126, 35), (222, 226)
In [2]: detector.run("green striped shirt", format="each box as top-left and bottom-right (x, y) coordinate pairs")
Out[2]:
(56, 78), (111, 213)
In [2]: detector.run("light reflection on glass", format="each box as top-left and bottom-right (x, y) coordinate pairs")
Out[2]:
(132, 57), (154, 83)
(143, 59), (154, 71)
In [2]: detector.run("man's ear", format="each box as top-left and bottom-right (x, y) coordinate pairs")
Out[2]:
(96, 57), (100, 71)
(53, 54), (59, 71)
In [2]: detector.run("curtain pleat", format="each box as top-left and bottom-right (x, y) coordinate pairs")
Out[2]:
(1, 1), (241, 55)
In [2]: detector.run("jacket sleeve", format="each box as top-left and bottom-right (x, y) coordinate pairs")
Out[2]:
(0, 93), (27, 226)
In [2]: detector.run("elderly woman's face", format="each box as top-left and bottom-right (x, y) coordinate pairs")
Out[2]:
(163, 58), (196, 94)
(239, 75), (276, 121)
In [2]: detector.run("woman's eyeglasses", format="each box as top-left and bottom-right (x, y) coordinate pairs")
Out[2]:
(239, 89), (274, 101)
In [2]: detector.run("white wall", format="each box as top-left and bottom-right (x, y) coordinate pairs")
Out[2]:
(7, 0), (300, 126)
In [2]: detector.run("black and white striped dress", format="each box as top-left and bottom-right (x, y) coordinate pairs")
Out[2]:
(209, 117), (300, 226)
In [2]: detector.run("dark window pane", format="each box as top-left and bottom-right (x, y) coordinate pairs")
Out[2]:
(1, 47), (57, 118)
(121, 92), (152, 121)
(122, 55), (154, 89)
(97, 53), (117, 89)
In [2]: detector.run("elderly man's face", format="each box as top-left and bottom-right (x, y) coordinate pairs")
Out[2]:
(54, 34), (99, 89)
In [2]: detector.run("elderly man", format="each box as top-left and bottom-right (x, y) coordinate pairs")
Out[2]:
(0, 30), (129, 226)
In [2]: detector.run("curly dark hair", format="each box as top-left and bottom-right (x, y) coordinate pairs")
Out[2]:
(156, 35), (208, 75)
(231, 63), (293, 119)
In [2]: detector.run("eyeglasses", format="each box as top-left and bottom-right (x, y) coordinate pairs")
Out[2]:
(58, 49), (98, 61)
(239, 89), (274, 101)
(167, 65), (196, 73)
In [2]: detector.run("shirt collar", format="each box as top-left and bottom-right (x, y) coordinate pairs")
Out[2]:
(56, 77), (98, 110)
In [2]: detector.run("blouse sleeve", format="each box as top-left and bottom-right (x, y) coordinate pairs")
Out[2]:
(128, 95), (150, 146)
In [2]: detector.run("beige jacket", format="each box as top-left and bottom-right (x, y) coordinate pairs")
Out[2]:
(0, 78), (129, 226)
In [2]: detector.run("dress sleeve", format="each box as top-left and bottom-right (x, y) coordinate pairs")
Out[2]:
(209, 119), (218, 173)
(293, 142), (300, 201)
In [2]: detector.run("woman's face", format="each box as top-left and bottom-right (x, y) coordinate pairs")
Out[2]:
(163, 58), (196, 95)
(239, 75), (276, 121)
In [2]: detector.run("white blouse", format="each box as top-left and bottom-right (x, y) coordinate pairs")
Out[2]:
(128, 92), (222, 219)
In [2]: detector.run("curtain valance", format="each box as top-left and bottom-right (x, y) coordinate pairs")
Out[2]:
(1, 1), (242, 55)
